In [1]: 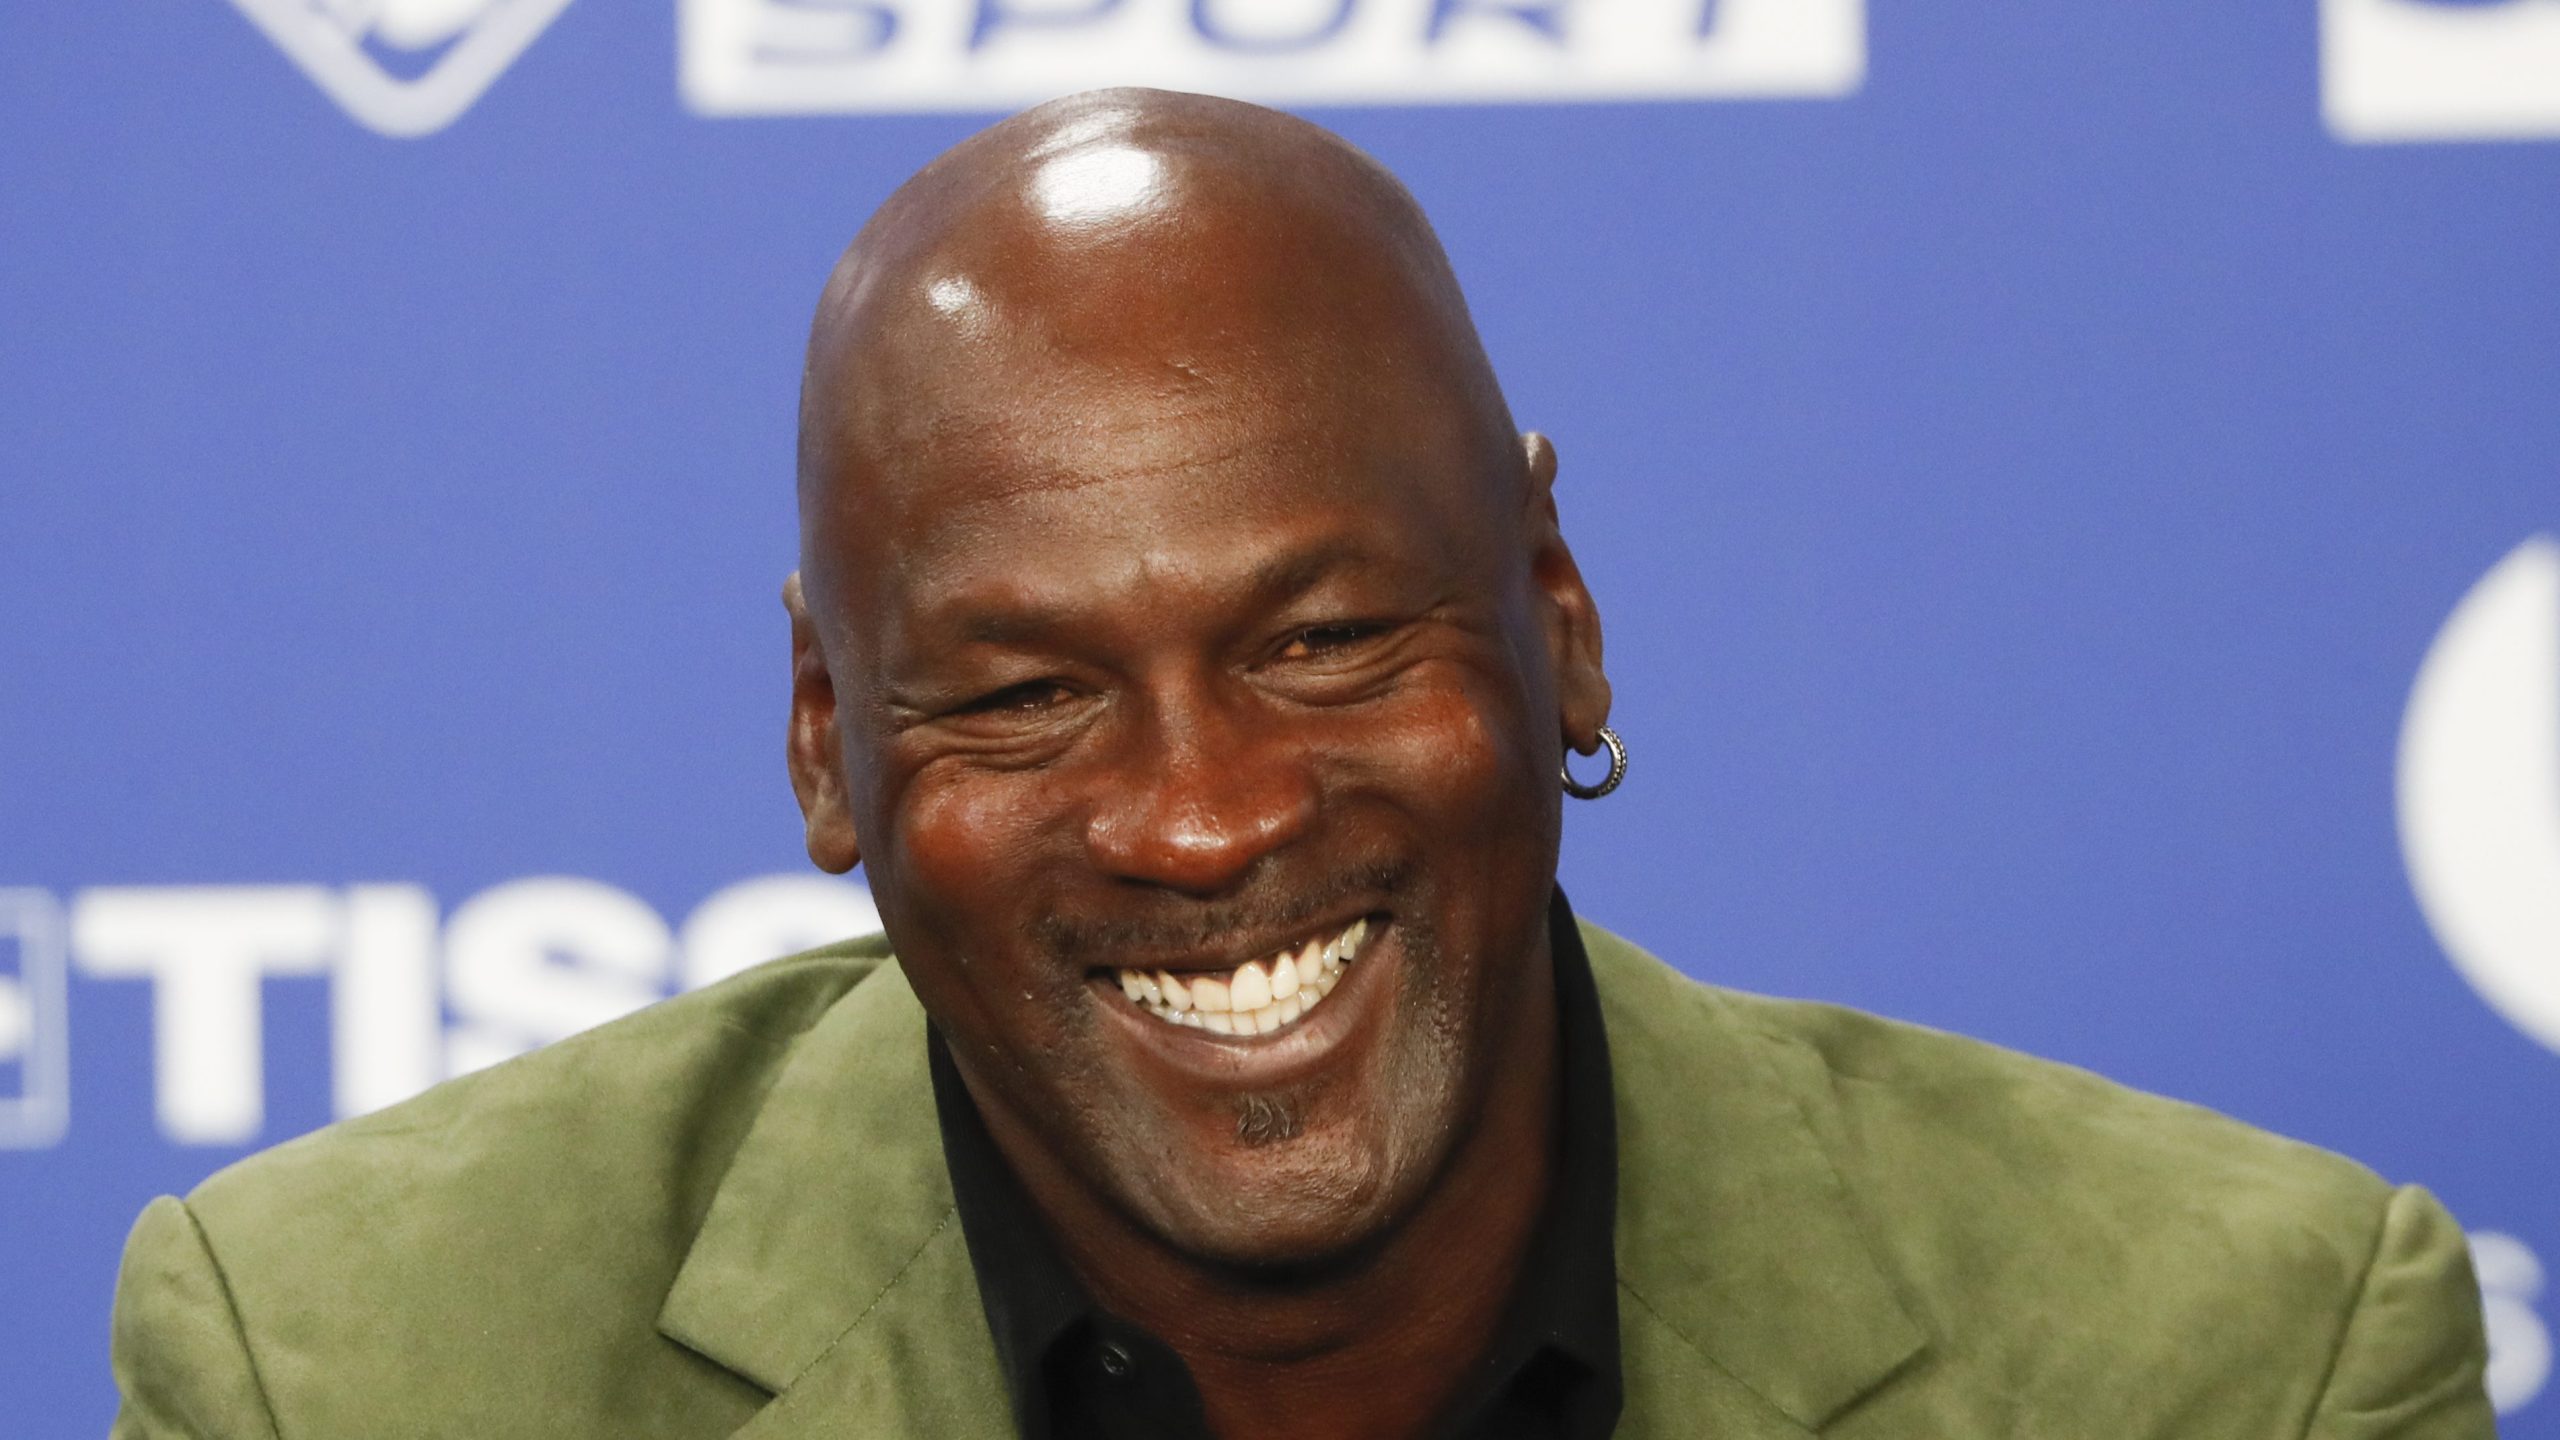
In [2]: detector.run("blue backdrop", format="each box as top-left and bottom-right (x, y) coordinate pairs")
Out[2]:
(5, 1), (2556, 1431)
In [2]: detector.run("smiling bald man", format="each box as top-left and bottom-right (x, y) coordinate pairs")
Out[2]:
(111, 91), (2492, 1440)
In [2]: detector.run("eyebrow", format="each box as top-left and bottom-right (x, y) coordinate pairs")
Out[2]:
(1243, 537), (1375, 606)
(942, 535), (1385, 650)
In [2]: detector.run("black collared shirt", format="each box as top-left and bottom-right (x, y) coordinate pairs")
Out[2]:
(928, 891), (1623, 1440)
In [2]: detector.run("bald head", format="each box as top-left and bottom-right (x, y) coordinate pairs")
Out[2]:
(780, 90), (1613, 1301)
(794, 89), (1520, 597)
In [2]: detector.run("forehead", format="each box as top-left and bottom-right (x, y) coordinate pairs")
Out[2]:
(798, 110), (1519, 641)
(831, 349), (1504, 646)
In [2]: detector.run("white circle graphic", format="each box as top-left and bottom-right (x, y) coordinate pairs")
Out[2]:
(2397, 535), (2560, 1054)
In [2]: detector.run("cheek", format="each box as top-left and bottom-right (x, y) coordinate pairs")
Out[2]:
(875, 768), (1085, 1035)
(896, 774), (1046, 898)
(1348, 674), (1545, 833)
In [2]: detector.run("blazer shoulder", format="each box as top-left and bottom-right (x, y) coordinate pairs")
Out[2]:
(1729, 987), (2488, 1426)
(1578, 921), (2391, 1229)
(1582, 921), (2488, 1432)
(191, 934), (895, 1224)
(1712, 979), (2392, 1224)
(120, 938), (900, 1439)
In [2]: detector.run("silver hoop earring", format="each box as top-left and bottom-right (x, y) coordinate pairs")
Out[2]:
(1561, 725), (1626, 800)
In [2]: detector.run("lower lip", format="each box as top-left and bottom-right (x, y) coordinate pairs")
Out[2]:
(1089, 919), (1390, 1087)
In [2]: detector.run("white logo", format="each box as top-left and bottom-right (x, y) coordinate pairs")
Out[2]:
(225, 0), (579, 136)
(0, 891), (70, 1149)
(2322, 0), (2560, 142)
(2398, 536), (2560, 1053)
(10, 873), (876, 1147)
(681, 0), (1863, 115)
(2474, 1231), (2553, 1414)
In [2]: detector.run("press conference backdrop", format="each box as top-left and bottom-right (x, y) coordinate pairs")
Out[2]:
(4, 0), (2556, 1430)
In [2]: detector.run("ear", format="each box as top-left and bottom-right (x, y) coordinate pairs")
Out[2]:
(1520, 433), (1613, 755)
(784, 572), (863, 874)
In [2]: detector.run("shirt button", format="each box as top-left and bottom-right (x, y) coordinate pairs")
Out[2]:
(1098, 1340), (1136, 1379)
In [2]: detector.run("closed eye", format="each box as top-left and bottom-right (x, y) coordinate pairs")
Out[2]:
(951, 680), (1073, 716)
(1276, 622), (1387, 661)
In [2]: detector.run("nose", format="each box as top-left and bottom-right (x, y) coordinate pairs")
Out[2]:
(1082, 689), (1318, 896)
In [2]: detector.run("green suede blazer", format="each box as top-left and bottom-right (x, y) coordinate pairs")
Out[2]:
(110, 923), (2495, 1438)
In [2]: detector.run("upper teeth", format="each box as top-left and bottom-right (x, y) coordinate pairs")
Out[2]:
(1117, 918), (1367, 1037)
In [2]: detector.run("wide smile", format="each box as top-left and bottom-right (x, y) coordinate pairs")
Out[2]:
(1110, 917), (1370, 1037)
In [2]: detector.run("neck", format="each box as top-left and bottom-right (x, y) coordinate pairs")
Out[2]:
(980, 941), (1562, 1440)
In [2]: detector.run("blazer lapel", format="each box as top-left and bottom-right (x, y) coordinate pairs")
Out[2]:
(1586, 923), (1931, 1438)
(656, 946), (1010, 1439)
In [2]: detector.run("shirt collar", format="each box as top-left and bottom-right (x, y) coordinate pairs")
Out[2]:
(1455, 887), (1623, 1430)
(927, 1016), (1101, 1435)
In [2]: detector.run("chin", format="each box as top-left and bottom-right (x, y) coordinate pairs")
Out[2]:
(1118, 1103), (1448, 1273)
